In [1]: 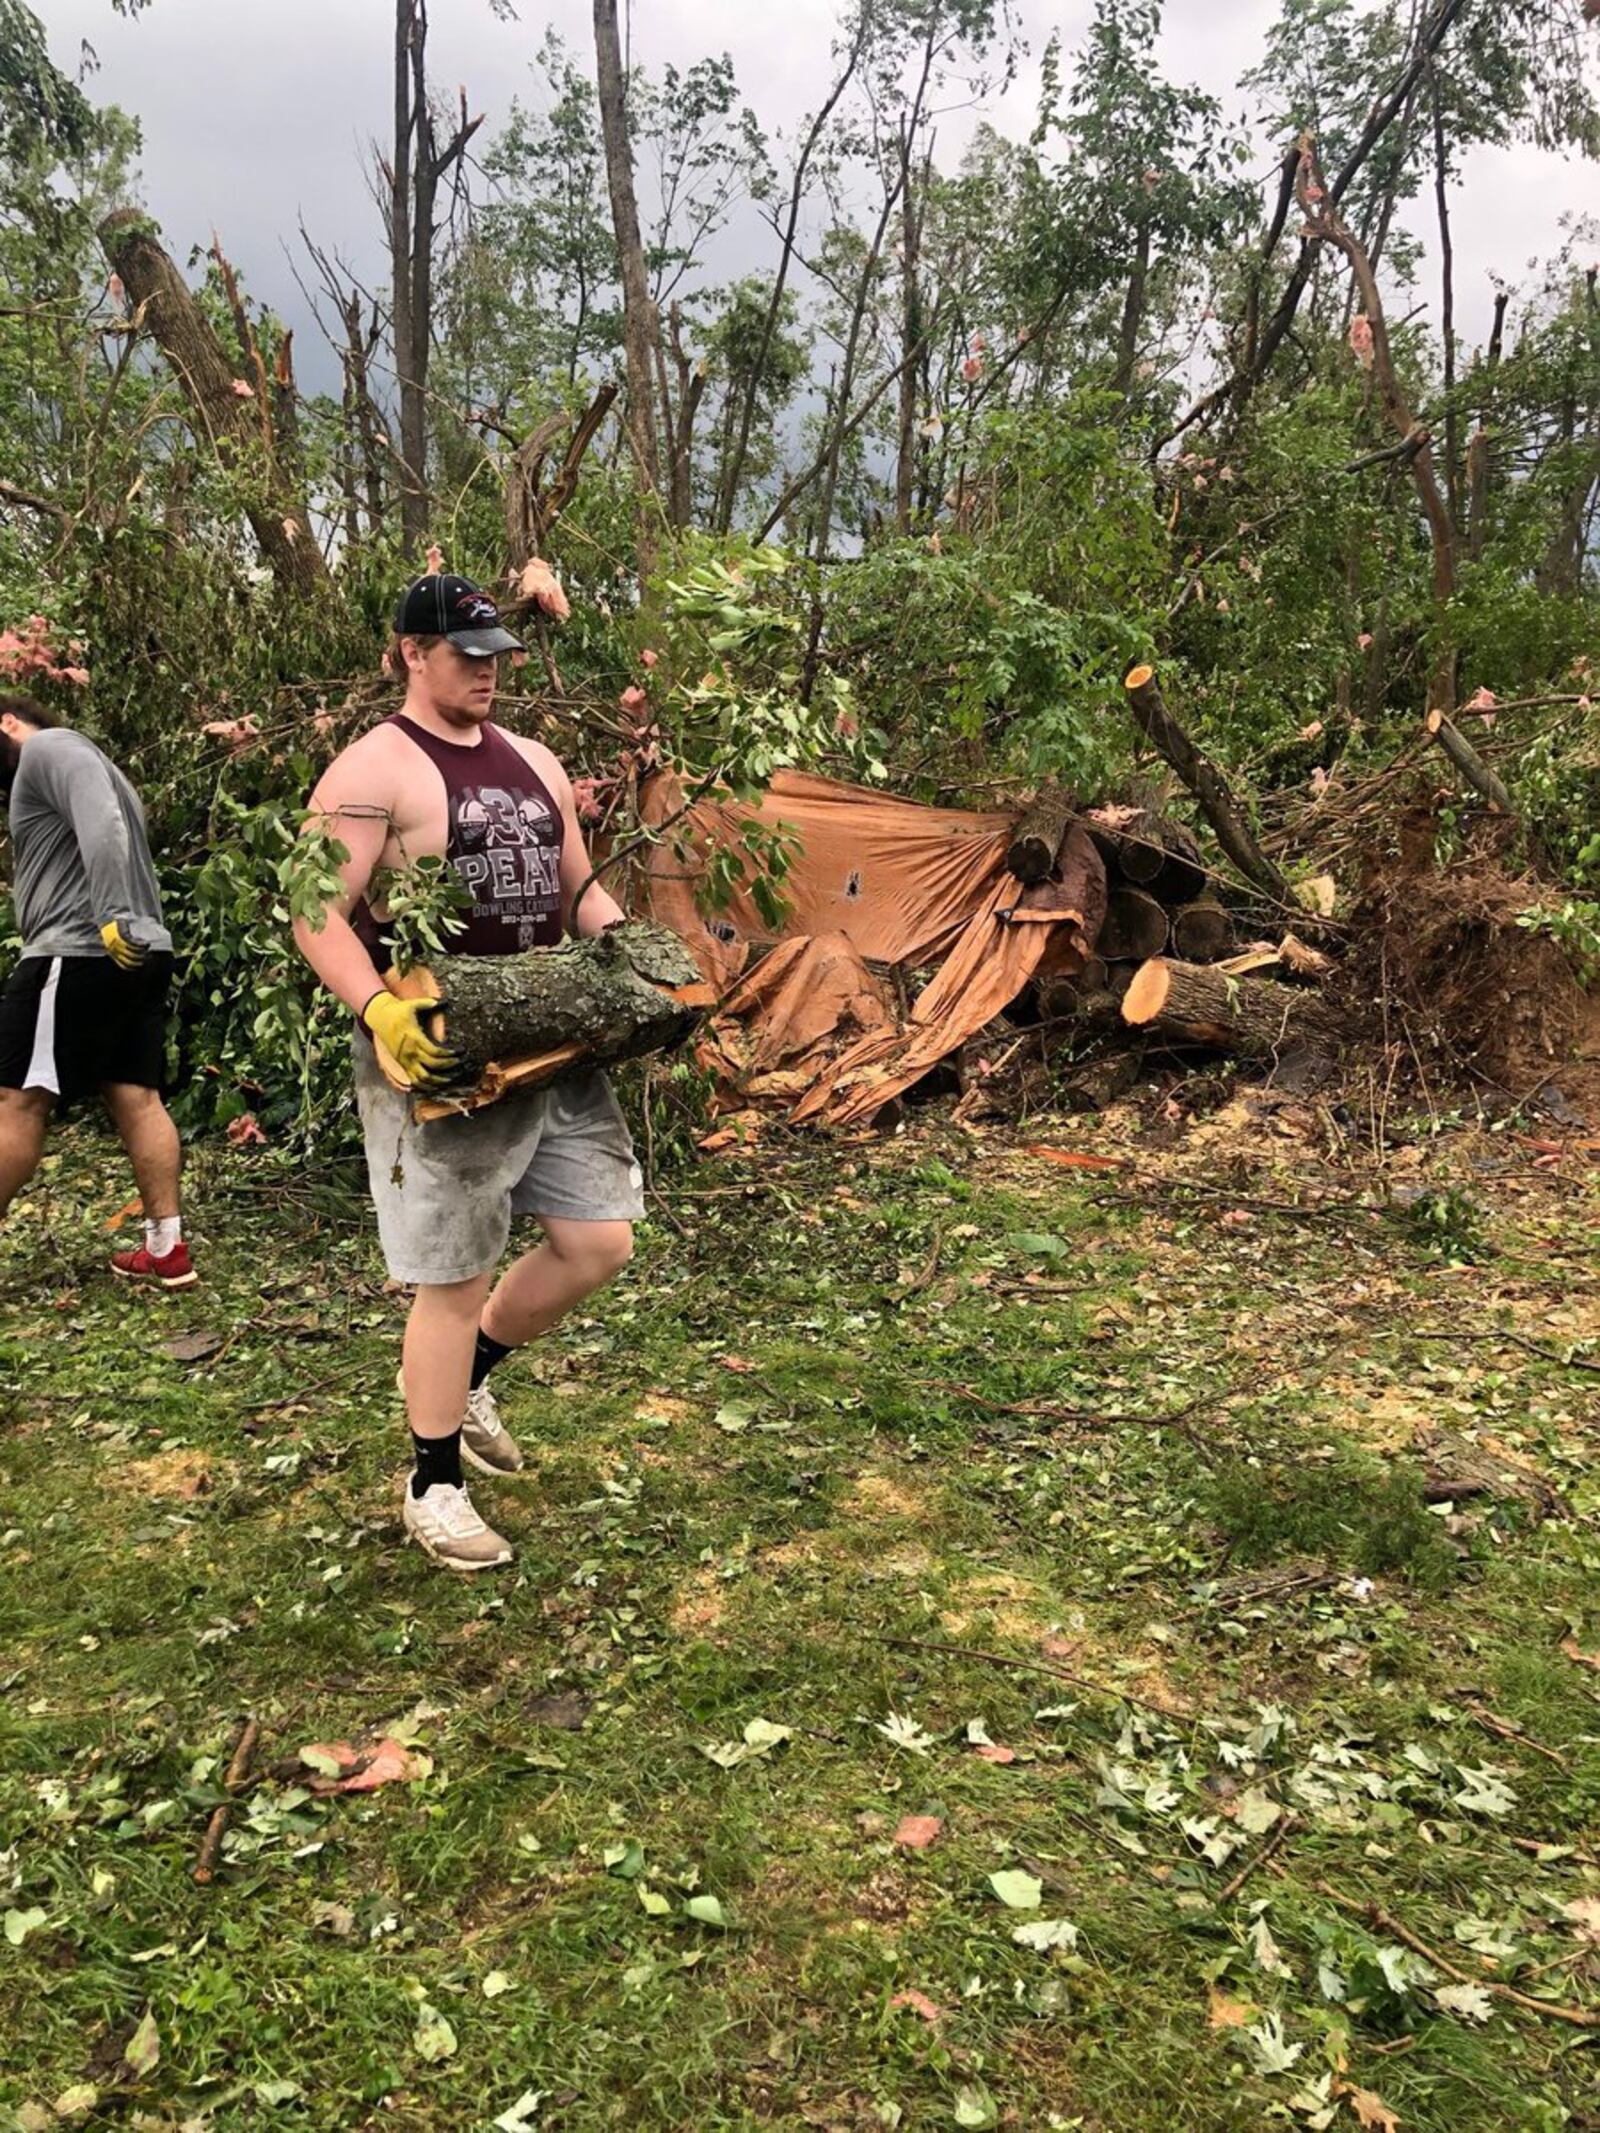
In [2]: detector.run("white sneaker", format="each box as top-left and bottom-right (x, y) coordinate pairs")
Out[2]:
(401, 1479), (513, 1572)
(393, 1369), (525, 1476)
(462, 1382), (526, 1476)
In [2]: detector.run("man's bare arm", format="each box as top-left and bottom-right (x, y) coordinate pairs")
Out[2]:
(291, 743), (397, 1015)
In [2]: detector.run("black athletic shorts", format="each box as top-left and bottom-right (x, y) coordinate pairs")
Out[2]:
(0, 951), (173, 1105)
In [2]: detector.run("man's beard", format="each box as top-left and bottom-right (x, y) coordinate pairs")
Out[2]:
(0, 735), (20, 799)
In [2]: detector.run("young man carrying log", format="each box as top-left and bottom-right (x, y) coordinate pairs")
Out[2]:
(292, 573), (641, 1573)
(0, 694), (195, 1286)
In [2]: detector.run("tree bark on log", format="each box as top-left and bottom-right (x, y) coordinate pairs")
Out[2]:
(100, 212), (330, 596)
(1108, 811), (1207, 903)
(1121, 666), (1293, 909)
(385, 923), (704, 1097)
(1171, 896), (1232, 962)
(1098, 885), (1169, 962)
(593, 0), (662, 578)
(1006, 785), (1078, 884)
(1121, 956), (1342, 1059)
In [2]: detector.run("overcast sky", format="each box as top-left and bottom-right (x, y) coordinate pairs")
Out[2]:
(34, 0), (1600, 396)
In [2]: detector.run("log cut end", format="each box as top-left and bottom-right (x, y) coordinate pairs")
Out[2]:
(1124, 661), (1155, 692)
(1121, 958), (1171, 1026)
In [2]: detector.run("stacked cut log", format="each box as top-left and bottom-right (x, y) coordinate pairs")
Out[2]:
(1008, 787), (1343, 1101)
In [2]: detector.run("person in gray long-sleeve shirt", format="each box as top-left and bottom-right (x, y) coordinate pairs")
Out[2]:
(0, 691), (196, 1286)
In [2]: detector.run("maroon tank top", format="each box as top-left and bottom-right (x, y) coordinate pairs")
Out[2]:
(353, 714), (566, 964)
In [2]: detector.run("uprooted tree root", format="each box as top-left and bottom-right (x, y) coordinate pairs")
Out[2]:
(1352, 824), (1588, 1098)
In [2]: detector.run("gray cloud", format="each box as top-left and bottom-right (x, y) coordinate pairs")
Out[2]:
(36, 0), (1597, 397)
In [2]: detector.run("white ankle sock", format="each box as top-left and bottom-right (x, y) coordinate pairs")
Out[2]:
(145, 1216), (182, 1258)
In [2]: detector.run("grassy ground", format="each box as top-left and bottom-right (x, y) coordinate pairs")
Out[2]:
(2, 1088), (1598, 2133)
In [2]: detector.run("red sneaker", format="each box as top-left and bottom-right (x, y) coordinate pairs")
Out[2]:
(111, 1240), (198, 1289)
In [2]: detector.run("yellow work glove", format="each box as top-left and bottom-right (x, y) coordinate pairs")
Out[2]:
(361, 990), (459, 1092)
(100, 920), (148, 971)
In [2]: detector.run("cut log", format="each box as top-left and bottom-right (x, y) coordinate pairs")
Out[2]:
(1060, 1049), (1144, 1113)
(1424, 708), (1515, 814)
(1006, 785), (1078, 884)
(1121, 956), (1343, 1059)
(1122, 666), (1294, 909)
(1170, 895), (1232, 962)
(1098, 886), (1169, 962)
(377, 921), (706, 1103)
(1113, 813), (1208, 903)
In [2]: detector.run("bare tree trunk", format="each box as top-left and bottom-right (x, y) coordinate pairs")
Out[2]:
(1114, 215), (1151, 398)
(1160, 0), (1471, 452)
(666, 302), (705, 531)
(387, 0), (480, 553)
(1465, 289), (1507, 561)
(1297, 135), (1458, 714)
(100, 211), (329, 596)
(715, 9), (867, 534)
(1429, 68), (1460, 529)
(893, 131), (928, 533)
(593, 0), (661, 576)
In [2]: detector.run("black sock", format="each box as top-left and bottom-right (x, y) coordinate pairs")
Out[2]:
(410, 1429), (463, 1497)
(470, 1328), (515, 1391)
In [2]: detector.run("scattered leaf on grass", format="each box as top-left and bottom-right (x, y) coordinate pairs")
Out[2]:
(889, 1989), (943, 2023)
(953, 2083), (1000, 2128)
(603, 1840), (646, 1880)
(686, 1895), (728, 1929)
(876, 1711), (936, 1756)
(701, 1717), (792, 1769)
(1342, 2083), (1401, 2131)
(253, 2079), (303, 2105)
(972, 1743), (1017, 1764)
(310, 1900), (354, 1936)
(1207, 1987), (1257, 2029)
(1563, 1897), (1600, 1942)
(413, 2002), (457, 2063)
(160, 1330), (225, 1363)
(1241, 2010), (1303, 2075)
(1434, 1982), (1494, 2024)
(4, 1905), (46, 1945)
(1012, 1917), (1078, 1952)
(51, 2087), (98, 2122)
(893, 1814), (943, 1850)
(123, 2007), (160, 2078)
(300, 1737), (430, 1793)
(1559, 1637), (1600, 1672)
(1235, 1788), (1281, 1835)
(1020, 1145), (1125, 1171)
(1250, 1914), (1293, 1978)
(482, 1971), (513, 1999)
(493, 2091), (545, 2133)
(637, 1886), (672, 1916)
(989, 1869), (1043, 1910)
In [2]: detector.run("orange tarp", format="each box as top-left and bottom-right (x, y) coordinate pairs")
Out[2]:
(635, 768), (1092, 1127)
(638, 769), (1020, 979)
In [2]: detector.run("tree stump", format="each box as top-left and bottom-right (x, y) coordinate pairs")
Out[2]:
(1121, 956), (1342, 1059)
(1098, 886), (1170, 962)
(1170, 896), (1232, 962)
(1006, 785), (1078, 884)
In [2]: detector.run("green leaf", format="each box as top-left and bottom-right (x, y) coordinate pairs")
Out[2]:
(3, 1905), (46, 1946)
(953, 2082), (999, 2127)
(603, 1839), (646, 1880)
(298, 1745), (344, 1778)
(638, 1885), (672, 1916)
(413, 2002), (457, 2063)
(253, 2078), (304, 2105)
(492, 2091), (545, 2133)
(1435, 1981), (1494, 2023)
(123, 2007), (161, 2078)
(482, 1970), (514, 1998)
(989, 1869), (1043, 1910)
(1012, 1915), (1078, 1951)
(1235, 1788), (1281, 1836)
(1004, 1231), (1070, 1260)
(686, 1894), (728, 1929)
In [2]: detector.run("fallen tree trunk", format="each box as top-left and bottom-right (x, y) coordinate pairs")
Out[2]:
(100, 211), (330, 597)
(1006, 785), (1078, 884)
(1098, 886), (1169, 962)
(378, 921), (706, 1106)
(1122, 665), (1294, 909)
(1171, 895), (1232, 962)
(1121, 956), (1343, 1059)
(1424, 708), (1514, 814)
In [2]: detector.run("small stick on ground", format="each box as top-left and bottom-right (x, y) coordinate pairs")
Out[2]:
(1314, 1881), (1600, 2030)
(194, 1715), (261, 1885)
(871, 1633), (1185, 1722)
(1216, 1813), (1299, 1903)
(1465, 1702), (1569, 1769)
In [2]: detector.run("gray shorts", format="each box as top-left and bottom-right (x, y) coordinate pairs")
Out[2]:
(353, 1040), (645, 1284)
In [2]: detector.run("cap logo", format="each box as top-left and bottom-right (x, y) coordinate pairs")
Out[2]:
(453, 591), (500, 625)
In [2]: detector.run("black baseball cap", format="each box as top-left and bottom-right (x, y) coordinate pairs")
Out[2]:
(393, 573), (523, 657)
